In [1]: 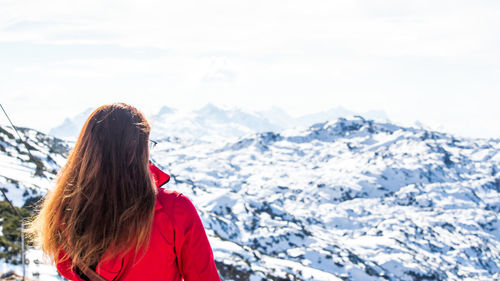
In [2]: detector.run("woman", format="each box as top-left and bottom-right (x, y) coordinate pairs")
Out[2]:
(30, 103), (220, 281)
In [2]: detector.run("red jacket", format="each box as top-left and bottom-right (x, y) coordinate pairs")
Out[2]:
(56, 164), (221, 281)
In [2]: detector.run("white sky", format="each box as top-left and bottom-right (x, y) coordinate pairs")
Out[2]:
(1, 0), (499, 138)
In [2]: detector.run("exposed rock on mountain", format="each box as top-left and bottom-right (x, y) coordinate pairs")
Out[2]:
(1, 116), (499, 280)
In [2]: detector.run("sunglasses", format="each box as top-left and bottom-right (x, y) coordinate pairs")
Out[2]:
(149, 140), (158, 150)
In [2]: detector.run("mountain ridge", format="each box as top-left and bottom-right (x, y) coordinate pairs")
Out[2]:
(1, 117), (499, 280)
(47, 104), (390, 142)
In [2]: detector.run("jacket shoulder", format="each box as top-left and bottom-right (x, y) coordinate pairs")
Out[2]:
(155, 188), (182, 212)
(155, 189), (199, 220)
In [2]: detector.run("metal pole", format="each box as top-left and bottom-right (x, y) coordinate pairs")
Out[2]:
(22, 221), (25, 281)
(0, 104), (38, 164)
(0, 188), (25, 281)
(0, 104), (28, 281)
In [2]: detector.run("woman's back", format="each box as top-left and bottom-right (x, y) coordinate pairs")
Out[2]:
(29, 103), (221, 280)
(56, 188), (220, 281)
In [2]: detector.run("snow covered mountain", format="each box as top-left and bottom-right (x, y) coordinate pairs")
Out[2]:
(47, 104), (283, 142)
(0, 125), (69, 281)
(149, 104), (281, 142)
(48, 104), (389, 142)
(265, 106), (389, 128)
(48, 108), (94, 141)
(1, 117), (499, 280)
(0, 125), (68, 205)
(149, 117), (499, 281)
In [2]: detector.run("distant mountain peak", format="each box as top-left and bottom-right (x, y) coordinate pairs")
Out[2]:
(48, 107), (94, 140)
(196, 103), (226, 114)
(3, 113), (500, 281)
(157, 105), (176, 115)
(49, 104), (391, 142)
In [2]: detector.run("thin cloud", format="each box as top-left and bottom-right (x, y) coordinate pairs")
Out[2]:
(0, 0), (499, 138)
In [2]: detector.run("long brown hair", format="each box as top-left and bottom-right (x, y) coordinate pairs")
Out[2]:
(29, 103), (157, 268)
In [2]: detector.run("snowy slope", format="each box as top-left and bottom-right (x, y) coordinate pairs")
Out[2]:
(0, 125), (69, 280)
(0, 125), (68, 205)
(1, 117), (499, 280)
(151, 117), (499, 280)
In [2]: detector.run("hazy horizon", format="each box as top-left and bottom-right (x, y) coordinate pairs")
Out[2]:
(1, 102), (493, 140)
(2, 0), (499, 139)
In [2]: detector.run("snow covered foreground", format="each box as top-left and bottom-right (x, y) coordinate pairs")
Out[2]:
(1, 117), (499, 280)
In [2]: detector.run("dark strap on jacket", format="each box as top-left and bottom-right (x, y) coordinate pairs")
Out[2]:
(75, 261), (108, 281)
